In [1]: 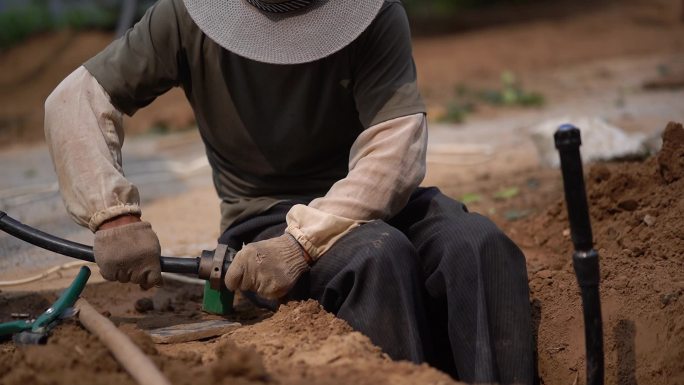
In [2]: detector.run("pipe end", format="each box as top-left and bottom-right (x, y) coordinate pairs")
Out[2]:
(555, 124), (582, 150)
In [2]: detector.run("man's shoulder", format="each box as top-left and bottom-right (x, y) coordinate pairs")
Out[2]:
(374, 0), (409, 28)
(153, 0), (204, 42)
(149, 0), (196, 32)
(355, 0), (409, 46)
(380, 0), (405, 12)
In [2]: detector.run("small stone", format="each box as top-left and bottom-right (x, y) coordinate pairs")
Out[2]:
(531, 280), (544, 292)
(537, 270), (554, 279)
(135, 297), (154, 313)
(660, 292), (679, 308)
(590, 164), (612, 183)
(630, 246), (646, 258)
(159, 298), (175, 312)
(618, 199), (639, 211)
(643, 214), (656, 226)
(606, 227), (620, 240)
(612, 275), (629, 290)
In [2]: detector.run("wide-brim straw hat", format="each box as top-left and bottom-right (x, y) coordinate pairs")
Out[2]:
(183, 0), (385, 65)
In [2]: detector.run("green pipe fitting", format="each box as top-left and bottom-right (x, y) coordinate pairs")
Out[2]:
(202, 281), (234, 315)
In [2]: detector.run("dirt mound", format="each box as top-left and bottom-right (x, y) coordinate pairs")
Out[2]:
(227, 300), (457, 385)
(0, 295), (457, 385)
(517, 122), (684, 384)
(657, 122), (684, 183)
(0, 321), (133, 385)
(0, 321), (275, 385)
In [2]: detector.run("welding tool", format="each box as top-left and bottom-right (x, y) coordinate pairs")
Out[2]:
(0, 211), (237, 314)
(555, 124), (604, 385)
(0, 266), (90, 344)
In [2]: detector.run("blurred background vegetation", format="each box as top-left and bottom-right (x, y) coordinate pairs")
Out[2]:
(403, 0), (596, 34)
(0, 0), (587, 50)
(0, 0), (154, 49)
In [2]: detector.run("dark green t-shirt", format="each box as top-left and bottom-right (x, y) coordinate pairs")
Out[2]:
(85, 0), (425, 230)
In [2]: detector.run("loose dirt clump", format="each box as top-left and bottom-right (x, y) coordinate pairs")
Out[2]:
(516, 122), (684, 385)
(0, 321), (133, 385)
(211, 340), (269, 383)
(657, 122), (684, 183)
(226, 300), (457, 385)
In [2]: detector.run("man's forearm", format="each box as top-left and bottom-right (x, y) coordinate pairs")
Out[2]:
(44, 66), (142, 232)
(285, 113), (427, 259)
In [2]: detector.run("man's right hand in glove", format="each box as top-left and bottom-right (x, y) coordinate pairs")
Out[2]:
(93, 215), (163, 289)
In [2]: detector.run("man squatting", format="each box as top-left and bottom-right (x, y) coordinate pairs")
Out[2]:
(44, 0), (534, 383)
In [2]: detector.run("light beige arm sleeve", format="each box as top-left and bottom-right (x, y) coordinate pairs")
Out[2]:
(44, 66), (141, 232)
(285, 113), (427, 259)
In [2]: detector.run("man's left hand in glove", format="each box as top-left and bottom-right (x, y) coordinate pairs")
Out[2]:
(224, 233), (311, 299)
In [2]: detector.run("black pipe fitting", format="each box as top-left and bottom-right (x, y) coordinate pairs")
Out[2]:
(555, 125), (604, 385)
(573, 250), (603, 385)
(554, 124), (593, 252)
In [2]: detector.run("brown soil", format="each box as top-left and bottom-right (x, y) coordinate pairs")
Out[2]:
(415, 0), (684, 110)
(509, 122), (684, 385)
(0, 318), (274, 385)
(2, 125), (682, 384)
(225, 301), (454, 385)
(0, 296), (456, 385)
(0, 30), (194, 147)
(1, 1), (683, 383)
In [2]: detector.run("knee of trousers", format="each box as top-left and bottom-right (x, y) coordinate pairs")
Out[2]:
(349, 220), (420, 279)
(430, 213), (527, 274)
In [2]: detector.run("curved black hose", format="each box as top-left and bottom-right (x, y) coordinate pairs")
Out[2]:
(0, 211), (200, 275)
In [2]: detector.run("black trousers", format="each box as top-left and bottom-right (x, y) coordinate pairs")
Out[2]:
(219, 187), (534, 385)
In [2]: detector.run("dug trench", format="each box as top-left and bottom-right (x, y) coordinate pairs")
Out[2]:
(511, 122), (684, 385)
(0, 122), (682, 385)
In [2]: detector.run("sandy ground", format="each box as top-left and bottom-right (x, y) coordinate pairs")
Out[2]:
(1, 124), (682, 385)
(1, 0), (683, 384)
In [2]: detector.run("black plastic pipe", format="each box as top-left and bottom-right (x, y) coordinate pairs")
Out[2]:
(0, 210), (200, 275)
(554, 124), (604, 385)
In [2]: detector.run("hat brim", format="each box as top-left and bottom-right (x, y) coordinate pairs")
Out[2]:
(183, 0), (385, 65)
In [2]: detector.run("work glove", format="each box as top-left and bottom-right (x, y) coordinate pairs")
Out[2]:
(225, 233), (310, 300)
(93, 221), (163, 289)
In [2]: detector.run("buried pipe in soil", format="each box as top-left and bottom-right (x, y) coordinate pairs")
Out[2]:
(76, 298), (171, 385)
(555, 124), (605, 385)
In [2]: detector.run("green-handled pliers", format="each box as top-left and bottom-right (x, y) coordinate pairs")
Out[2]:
(0, 266), (91, 343)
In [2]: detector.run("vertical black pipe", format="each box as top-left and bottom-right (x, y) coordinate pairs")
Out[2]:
(554, 125), (593, 251)
(554, 124), (604, 385)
